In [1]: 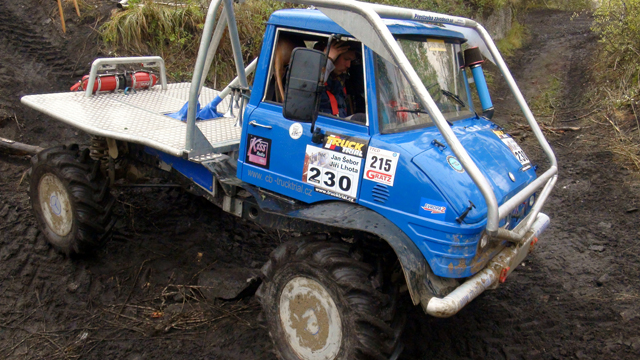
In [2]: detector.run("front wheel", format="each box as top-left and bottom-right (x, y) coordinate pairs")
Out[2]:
(256, 237), (404, 360)
(29, 145), (115, 255)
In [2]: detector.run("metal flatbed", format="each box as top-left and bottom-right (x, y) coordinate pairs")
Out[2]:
(21, 83), (241, 157)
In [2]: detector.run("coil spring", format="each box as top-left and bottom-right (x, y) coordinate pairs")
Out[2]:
(89, 136), (109, 171)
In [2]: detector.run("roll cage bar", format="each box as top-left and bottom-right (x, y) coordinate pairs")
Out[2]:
(185, 0), (558, 241)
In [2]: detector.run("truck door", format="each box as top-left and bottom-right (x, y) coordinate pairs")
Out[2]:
(239, 29), (370, 204)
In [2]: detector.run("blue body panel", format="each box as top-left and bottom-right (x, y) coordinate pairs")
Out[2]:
(232, 10), (538, 278)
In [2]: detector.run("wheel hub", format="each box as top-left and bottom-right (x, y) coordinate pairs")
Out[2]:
(279, 277), (342, 360)
(38, 173), (72, 237)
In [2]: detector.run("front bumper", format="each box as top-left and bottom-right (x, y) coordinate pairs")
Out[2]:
(423, 212), (550, 318)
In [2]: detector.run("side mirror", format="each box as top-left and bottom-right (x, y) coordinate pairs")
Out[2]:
(283, 48), (325, 123)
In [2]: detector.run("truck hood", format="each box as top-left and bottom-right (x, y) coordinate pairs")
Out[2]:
(411, 120), (536, 224)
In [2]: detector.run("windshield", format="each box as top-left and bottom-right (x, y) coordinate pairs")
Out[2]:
(374, 37), (474, 133)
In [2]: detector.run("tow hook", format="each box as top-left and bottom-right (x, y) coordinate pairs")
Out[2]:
(529, 236), (539, 253)
(499, 267), (510, 283)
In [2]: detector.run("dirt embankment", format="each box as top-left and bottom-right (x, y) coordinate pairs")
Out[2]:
(0, 4), (639, 360)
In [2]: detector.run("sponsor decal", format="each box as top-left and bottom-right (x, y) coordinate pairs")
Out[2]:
(323, 132), (369, 158)
(447, 155), (465, 173)
(421, 203), (446, 214)
(419, 198), (448, 220)
(245, 134), (271, 169)
(289, 123), (303, 140)
(363, 147), (400, 186)
(413, 12), (465, 25)
(427, 39), (446, 52)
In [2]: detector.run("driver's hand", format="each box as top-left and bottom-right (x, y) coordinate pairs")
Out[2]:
(328, 41), (350, 63)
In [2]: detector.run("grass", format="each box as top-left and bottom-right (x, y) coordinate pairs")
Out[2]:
(524, 0), (595, 11)
(530, 76), (562, 121)
(588, 0), (640, 171)
(100, 0), (205, 60)
(496, 22), (526, 57)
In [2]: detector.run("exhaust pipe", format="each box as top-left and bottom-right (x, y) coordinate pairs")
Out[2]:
(425, 213), (550, 318)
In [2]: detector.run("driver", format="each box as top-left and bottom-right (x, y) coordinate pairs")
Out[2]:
(319, 41), (358, 118)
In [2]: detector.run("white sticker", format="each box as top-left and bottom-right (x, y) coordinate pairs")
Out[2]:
(289, 123), (303, 140)
(363, 147), (400, 186)
(303, 145), (361, 202)
(493, 130), (530, 167)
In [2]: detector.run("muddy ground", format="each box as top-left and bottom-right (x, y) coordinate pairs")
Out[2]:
(1, 2), (639, 359)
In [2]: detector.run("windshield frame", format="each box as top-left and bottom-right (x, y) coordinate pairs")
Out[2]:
(373, 35), (476, 135)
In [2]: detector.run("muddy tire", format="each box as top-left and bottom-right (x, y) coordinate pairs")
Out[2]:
(29, 145), (115, 255)
(256, 237), (404, 360)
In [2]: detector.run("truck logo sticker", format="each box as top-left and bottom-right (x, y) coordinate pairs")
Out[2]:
(419, 198), (448, 220)
(323, 132), (369, 158)
(363, 147), (400, 186)
(289, 123), (303, 140)
(302, 144), (362, 203)
(246, 135), (271, 169)
(447, 156), (465, 173)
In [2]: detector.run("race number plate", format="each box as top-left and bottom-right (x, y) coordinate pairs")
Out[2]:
(302, 132), (369, 202)
(493, 130), (531, 168)
(303, 145), (361, 202)
(363, 147), (400, 186)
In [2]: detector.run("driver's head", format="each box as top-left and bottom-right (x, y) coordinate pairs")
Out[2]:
(333, 50), (357, 75)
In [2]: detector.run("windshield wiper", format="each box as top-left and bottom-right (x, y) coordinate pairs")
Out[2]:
(395, 108), (453, 126)
(440, 89), (466, 107)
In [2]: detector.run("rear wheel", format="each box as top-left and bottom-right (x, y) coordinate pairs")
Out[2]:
(256, 236), (404, 360)
(29, 145), (115, 255)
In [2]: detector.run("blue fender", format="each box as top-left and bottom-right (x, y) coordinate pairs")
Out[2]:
(246, 189), (457, 306)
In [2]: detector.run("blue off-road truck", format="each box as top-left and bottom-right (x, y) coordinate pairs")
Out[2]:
(22, 0), (558, 358)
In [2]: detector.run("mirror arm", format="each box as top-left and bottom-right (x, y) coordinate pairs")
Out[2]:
(310, 34), (340, 134)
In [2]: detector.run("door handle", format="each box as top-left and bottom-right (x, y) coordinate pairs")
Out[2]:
(249, 120), (272, 129)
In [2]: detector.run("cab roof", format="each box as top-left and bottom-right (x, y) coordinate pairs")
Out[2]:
(268, 9), (467, 41)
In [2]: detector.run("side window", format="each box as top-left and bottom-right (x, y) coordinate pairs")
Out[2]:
(264, 30), (367, 124)
(319, 41), (366, 123)
(264, 30), (327, 104)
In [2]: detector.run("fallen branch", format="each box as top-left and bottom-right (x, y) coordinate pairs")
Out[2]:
(0, 137), (43, 155)
(514, 123), (581, 133)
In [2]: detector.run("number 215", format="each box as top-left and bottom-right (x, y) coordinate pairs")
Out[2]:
(370, 156), (392, 172)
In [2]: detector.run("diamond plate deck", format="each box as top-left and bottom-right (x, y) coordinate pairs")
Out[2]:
(21, 83), (240, 157)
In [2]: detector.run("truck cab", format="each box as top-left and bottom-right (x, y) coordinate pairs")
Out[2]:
(239, 9), (537, 279)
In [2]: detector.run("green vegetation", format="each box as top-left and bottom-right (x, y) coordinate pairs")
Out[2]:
(496, 22), (526, 57)
(101, 0), (205, 56)
(591, 0), (640, 169)
(524, 0), (594, 11)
